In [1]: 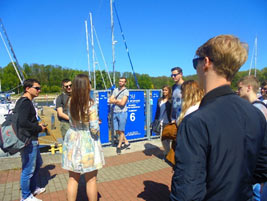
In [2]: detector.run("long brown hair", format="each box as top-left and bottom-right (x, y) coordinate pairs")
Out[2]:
(159, 85), (172, 102)
(177, 80), (204, 126)
(70, 74), (93, 122)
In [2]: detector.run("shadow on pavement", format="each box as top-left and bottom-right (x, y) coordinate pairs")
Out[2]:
(143, 143), (164, 159)
(138, 180), (170, 201)
(76, 175), (101, 201)
(38, 164), (56, 188)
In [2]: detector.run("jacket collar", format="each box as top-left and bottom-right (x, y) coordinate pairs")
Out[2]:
(200, 85), (235, 108)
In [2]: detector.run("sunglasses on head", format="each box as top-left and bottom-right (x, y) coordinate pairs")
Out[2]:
(64, 84), (72, 88)
(31, 86), (41, 91)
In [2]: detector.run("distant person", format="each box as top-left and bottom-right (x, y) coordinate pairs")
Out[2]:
(170, 67), (184, 122)
(56, 79), (72, 140)
(238, 75), (267, 200)
(238, 75), (267, 119)
(109, 77), (130, 154)
(260, 80), (267, 104)
(167, 80), (204, 165)
(62, 74), (105, 201)
(153, 85), (172, 157)
(18, 79), (47, 201)
(170, 35), (267, 201)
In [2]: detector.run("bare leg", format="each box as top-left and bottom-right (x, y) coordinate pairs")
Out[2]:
(67, 171), (80, 201)
(84, 170), (98, 201)
(117, 131), (123, 148)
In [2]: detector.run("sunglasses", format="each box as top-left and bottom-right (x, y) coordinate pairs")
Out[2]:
(64, 84), (72, 88)
(193, 57), (205, 70)
(32, 86), (41, 91)
(171, 73), (181, 77)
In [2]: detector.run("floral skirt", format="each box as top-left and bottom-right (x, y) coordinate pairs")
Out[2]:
(62, 128), (105, 173)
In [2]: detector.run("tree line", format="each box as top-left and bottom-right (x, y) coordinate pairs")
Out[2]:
(0, 62), (267, 93)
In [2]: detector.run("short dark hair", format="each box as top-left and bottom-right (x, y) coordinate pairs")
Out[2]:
(120, 77), (127, 82)
(62, 78), (71, 86)
(23, 79), (40, 92)
(261, 80), (267, 88)
(171, 67), (182, 74)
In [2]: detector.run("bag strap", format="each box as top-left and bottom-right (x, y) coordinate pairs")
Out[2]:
(115, 88), (126, 99)
(252, 100), (267, 108)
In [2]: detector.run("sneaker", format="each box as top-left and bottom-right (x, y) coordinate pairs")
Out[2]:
(33, 187), (46, 196)
(116, 147), (121, 154)
(21, 194), (42, 201)
(123, 143), (131, 149)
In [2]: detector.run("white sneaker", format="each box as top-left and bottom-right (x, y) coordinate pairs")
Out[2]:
(33, 187), (46, 196)
(22, 194), (42, 201)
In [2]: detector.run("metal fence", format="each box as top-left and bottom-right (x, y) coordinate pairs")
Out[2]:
(93, 89), (162, 146)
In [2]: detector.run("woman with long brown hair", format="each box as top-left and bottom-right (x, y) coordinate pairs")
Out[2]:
(154, 85), (172, 156)
(166, 80), (204, 165)
(62, 74), (105, 201)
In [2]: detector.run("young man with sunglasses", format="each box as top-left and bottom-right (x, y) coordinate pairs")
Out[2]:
(56, 79), (72, 140)
(18, 79), (47, 201)
(170, 35), (267, 201)
(170, 67), (184, 122)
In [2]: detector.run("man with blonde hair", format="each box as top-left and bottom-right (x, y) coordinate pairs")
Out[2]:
(170, 35), (267, 201)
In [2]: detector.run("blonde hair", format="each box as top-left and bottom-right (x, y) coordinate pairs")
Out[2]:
(238, 75), (260, 94)
(196, 34), (248, 81)
(177, 80), (204, 126)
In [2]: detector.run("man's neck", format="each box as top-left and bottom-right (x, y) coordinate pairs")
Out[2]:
(175, 78), (184, 85)
(119, 86), (126, 90)
(23, 93), (33, 101)
(247, 93), (258, 103)
(204, 71), (230, 94)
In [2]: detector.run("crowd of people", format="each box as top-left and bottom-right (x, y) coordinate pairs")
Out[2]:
(15, 34), (267, 201)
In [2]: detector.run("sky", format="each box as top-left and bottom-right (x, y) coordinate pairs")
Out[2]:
(0, 0), (267, 78)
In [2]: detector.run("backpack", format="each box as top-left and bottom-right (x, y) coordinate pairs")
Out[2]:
(252, 100), (267, 108)
(0, 97), (29, 155)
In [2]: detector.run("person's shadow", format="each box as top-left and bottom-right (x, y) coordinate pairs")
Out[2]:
(143, 143), (165, 160)
(76, 175), (101, 201)
(138, 180), (170, 201)
(37, 164), (57, 188)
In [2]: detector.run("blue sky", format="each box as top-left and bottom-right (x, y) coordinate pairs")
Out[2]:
(0, 0), (266, 77)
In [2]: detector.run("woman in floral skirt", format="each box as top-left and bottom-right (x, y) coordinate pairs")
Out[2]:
(62, 74), (105, 201)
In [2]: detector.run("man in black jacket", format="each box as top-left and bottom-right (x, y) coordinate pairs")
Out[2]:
(170, 35), (267, 201)
(19, 79), (46, 201)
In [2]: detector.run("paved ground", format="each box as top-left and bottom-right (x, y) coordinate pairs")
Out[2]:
(0, 139), (174, 201)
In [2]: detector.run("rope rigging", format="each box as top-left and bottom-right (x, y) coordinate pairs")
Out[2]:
(113, 2), (140, 89)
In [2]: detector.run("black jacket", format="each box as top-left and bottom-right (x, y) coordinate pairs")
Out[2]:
(17, 97), (42, 142)
(170, 85), (267, 201)
(154, 98), (172, 123)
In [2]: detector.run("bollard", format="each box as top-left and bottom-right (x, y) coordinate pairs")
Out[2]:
(58, 144), (62, 153)
(49, 144), (55, 154)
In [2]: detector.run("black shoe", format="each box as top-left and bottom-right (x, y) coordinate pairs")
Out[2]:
(116, 147), (121, 154)
(123, 143), (131, 149)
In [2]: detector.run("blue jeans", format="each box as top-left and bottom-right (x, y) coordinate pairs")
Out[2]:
(20, 141), (43, 199)
(113, 112), (127, 132)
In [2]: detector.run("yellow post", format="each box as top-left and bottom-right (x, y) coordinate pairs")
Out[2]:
(58, 144), (62, 153)
(49, 144), (55, 154)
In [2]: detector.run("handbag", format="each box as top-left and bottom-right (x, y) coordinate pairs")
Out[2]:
(162, 123), (178, 140)
(151, 119), (161, 134)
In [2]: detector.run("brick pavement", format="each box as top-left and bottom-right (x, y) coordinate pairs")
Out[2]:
(0, 140), (174, 201)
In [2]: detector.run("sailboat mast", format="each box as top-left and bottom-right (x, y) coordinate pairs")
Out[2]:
(110, 0), (116, 85)
(0, 32), (23, 85)
(254, 36), (257, 77)
(89, 12), (96, 90)
(85, 20), (91, 80)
